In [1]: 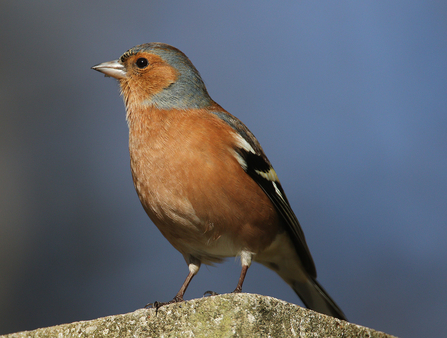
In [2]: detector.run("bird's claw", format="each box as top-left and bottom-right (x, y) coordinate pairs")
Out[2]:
(145, 296), (184, 314)
(203, 290), (219, 297)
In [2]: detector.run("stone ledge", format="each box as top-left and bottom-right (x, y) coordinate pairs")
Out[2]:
(1, 293), (396, 337)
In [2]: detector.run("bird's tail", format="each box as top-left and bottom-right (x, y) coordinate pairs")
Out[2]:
(292, 277), (347, 320)
(256, 233), (346, 320)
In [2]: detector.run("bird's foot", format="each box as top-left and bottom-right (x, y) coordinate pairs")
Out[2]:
(145, 295), (184, 314)
(232, 286), (242, 293)
(203, 290), (219, 297)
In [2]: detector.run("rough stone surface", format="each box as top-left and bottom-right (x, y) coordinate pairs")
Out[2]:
(1, 293), (396, 338)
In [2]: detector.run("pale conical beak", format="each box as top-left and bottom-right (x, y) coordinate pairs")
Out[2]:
(91, 60), (126, 79)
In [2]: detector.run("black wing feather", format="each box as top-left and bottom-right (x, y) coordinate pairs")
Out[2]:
(210, 109), (317, 277)
(241, 150), (317, 278)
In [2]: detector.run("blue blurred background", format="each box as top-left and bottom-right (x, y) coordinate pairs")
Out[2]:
(0, 2), (446, 337)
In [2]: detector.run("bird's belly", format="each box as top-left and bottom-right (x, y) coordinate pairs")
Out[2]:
(131, 169), (240, 262)
(128, 118), (282, 263)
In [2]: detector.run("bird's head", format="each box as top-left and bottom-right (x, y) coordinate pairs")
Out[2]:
(92, 43), (212, 112)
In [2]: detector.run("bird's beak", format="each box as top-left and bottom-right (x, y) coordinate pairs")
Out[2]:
(91, 60), (126, 79)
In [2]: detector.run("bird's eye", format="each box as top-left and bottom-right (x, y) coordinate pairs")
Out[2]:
(136, 58), (149, 69)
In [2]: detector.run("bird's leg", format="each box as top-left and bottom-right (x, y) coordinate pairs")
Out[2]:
(172, 269), (195, 302)
(233, 251), (253, 293)
(233, 264), (249, 293)
(205, 252), (252, 297)
(146, 261), (199, 312)
(205, 264), (250, 297)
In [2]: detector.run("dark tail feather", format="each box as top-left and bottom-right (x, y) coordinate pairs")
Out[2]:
(293, 278), (347, 321)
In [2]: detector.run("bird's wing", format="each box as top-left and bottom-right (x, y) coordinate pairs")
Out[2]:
(210, 110), (317, 277)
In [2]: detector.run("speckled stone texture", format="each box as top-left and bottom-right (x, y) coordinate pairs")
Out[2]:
(1, 293), (396, 338)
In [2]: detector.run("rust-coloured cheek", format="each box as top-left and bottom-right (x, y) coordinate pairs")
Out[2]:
(121, 54), (178, 106)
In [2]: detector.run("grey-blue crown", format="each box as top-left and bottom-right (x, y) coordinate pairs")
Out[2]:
(121, 43), (212, 109)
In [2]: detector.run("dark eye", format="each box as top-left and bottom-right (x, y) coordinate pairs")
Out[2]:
(136, 58), (148, 69)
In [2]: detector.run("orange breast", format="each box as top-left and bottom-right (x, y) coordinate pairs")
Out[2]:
(127, 106), (282, 262)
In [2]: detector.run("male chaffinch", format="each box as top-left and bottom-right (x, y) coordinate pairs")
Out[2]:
(92, 43), (346, 320)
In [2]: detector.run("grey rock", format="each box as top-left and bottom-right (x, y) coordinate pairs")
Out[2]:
(1, 293), (397, 338)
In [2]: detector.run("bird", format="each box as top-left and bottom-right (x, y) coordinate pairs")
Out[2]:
(92, 42), (346, 320)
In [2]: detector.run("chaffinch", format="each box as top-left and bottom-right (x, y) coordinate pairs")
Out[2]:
(92, 43), (346, 320)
